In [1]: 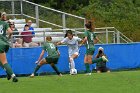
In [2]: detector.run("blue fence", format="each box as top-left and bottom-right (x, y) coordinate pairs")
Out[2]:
(0, 43), (140, 75)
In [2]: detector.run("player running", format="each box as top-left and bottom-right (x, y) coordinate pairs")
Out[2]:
(0, 12), (18, 82)
(81, 21), (108, 75)
(57, 30), (82, 75)
(30, 36), (62, 77)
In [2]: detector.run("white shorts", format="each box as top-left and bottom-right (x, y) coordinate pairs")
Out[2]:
(69, 52), (79, 57)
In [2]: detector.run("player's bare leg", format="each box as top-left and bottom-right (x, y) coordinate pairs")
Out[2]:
(0, 53), (18, 82)
(84, 55), (93, 75)
(30, 59), (47, 78)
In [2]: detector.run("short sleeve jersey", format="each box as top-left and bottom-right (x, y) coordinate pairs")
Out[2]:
(61, 36), (82, 55)
(0, 20), (9, 39)
(84, 30), (96, 49)
(96, 54), (107, 67)
(43, 41), (59, 58)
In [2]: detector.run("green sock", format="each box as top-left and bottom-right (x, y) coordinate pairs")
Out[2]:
(92, 57), (103, 64)
(3, 63), (14, 76)
(51, 65), (60, 75)
(0, 62), (10, 76)
(85, 63), (90, 73)
(33, 65), (41, 74)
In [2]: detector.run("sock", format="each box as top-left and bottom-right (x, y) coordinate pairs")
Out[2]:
(0, 62), (10, 77)
(3, 63), (14, 77)
(92, 57), (103, 64)
(69, 57), (75, 69)
(33, 65), (41, 74)
(51, 65), (60, 75)
(69, 63), (71, 69)
(85, 63), (90, 73)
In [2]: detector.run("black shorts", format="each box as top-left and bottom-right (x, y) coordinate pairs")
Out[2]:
(96, 67), (109, 72)
(45, 57), (59, 64)
(0, 39), (10, 53)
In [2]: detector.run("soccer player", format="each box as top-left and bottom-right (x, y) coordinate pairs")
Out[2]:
(0, 12), (18, 82)
(57, 30), (82, 75)
(30, 36), (62, 77)
(81, 21), (108, 75)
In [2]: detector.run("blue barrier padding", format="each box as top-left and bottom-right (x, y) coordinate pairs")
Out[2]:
(0, 43), (140, 75)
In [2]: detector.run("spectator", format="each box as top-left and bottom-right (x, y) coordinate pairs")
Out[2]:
(26, 20), (35, 35)
(95, 47), (110, 73)
(9, 22), (19, 37)
(20, 24), (38, 47)
(9, 22), (22, 48)
(12, 38), (22, 48)
(1, 12), (7, 22)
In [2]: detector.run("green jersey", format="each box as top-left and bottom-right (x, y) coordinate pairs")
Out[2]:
(84, 30), (96, 49)
(0, 20), (10, 53)
(96, 54), (107, 67)
(0, 20), (9, 40)
(43, 41), (59, 58)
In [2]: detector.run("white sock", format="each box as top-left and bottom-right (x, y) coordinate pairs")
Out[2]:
(69, 57), (75, 69)
(11, 74), (16, 78)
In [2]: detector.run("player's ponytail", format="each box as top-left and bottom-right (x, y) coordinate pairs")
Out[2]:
(85, 20), (94, 31)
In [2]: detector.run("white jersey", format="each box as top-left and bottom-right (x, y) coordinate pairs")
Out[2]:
(61, 36), (82, 56)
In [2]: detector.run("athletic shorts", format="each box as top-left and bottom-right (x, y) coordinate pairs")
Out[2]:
(69, 52), (79, 57)
(85, 47), (95, 55)
(96, 67), (109, 72)
(45, 57), (59, 64)
(0, 39), (10, 53)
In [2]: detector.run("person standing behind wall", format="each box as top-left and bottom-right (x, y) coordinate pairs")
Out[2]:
(1, 12), (7, 22)
(20, 24), (38, 47)
(26, 20), (35, 35)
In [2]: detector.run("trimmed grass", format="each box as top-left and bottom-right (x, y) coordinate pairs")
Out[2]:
(0, 70), (140, 93)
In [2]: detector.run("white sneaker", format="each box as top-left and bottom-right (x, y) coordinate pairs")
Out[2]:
(30, 73), (34, 78)
(102, 56), (108, 62)
(85, 73), (91, 75)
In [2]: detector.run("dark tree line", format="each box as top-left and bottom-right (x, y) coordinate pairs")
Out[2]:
(28, 0), (140, 41)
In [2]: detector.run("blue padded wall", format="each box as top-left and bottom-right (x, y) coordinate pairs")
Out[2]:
(0, 43), (140, 75)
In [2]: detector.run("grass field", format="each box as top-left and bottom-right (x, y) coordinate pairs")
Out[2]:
(0, 70), (140, 93)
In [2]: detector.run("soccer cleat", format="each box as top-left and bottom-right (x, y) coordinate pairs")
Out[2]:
(102, 56), (108, 62)
(30, 73), (35, 78)
(7, 74), (11, 80)
(12, 76), (18, 82)
(85, 73), (91, 76)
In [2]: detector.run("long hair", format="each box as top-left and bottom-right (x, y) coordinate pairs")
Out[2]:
(85, 20), (95, 31)
(64, 30), (73, 38)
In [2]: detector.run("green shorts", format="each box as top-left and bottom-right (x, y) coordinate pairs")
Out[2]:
(0, 39), (10, 53)
(85, 47), (95, 55)
(45, 57), (59, 64)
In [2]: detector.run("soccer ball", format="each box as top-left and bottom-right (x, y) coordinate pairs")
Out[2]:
(70, 68), (77, 75)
